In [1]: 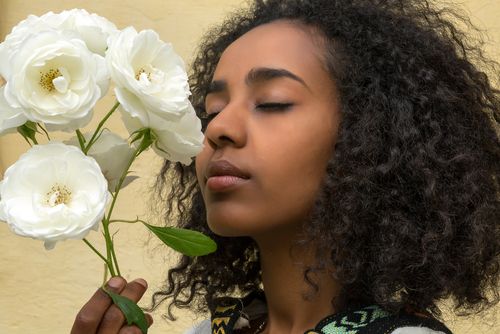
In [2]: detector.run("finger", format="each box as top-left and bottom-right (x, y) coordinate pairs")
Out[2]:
(71, 277), (127, 334)
(117, 314), (153, 334)
(118, 326), (142, 334)
(145, 314), (154, 327)
(97, 278), (148, 334)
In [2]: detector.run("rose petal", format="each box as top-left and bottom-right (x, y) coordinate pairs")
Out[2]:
(0, 142), (109, 248)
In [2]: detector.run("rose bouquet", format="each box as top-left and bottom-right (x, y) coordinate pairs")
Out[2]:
(0, 9), (215, 333)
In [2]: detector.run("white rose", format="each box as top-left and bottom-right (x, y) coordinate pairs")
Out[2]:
(62, 9), (119, 56)
(0, 9), (117, 78)
(1, 29), (109, 132)
(0, 142), (109, 249)
(106, 27), (191, 124)
(0, 85), (27, 135)
(65, 130), (136, 191)
(106, 27), (203, 164)
(153, 110), (204, 164)
(121, 103), (204, 165)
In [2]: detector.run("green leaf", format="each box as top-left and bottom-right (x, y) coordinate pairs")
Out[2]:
(104, 289), (148, 334)
(143, 223), (217, 256)
(75, 129), (87, 151)
(129, 130), (144, 144)
(17, 121), (38, 144)
(128, 128), (154, 156)
(136, 129), (154, 155)
(25, 121), (38, 132)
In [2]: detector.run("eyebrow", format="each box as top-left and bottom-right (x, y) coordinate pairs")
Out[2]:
(206, 67), (309, 95)
(207, 80), (227, 95)
(246, 67), (309, 89)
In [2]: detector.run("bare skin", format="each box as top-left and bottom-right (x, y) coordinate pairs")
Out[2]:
(71, 20), (341, 334)
(257, 230), (341, 334)
(197, 21), (342, 334)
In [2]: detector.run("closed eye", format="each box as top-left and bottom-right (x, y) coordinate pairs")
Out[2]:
(256, 102), (294, 111)
(201, 102), (293, 129)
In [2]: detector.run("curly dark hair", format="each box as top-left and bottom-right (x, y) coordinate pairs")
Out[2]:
(150, 0), (500, 320)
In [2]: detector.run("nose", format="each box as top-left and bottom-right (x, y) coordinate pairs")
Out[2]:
(204, 102), (247, 149)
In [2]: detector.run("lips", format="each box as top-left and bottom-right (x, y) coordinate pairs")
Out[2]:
(205, 160), (250, 192)
(206, 160), (250, 179)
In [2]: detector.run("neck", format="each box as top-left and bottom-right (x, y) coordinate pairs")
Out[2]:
(254, 229), (340, 334)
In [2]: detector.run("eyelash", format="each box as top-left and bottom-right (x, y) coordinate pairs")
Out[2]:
(255, 102), (293, 111)
(202, 102), (294, 124)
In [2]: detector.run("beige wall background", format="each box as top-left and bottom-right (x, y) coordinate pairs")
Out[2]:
(0, 0), (498, 333)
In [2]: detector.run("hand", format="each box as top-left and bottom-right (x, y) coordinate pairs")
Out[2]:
(71, 277), (154, 334)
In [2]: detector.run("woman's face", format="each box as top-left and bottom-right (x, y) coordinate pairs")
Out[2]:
(195, 21), (341, 238)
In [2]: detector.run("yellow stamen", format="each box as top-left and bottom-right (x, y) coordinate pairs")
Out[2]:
(135, 67), (151, 81)
(39, 69), (62, 92)
(45, 184), (72, 207)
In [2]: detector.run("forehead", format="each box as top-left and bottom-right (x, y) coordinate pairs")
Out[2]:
(214, 20), (327, 82)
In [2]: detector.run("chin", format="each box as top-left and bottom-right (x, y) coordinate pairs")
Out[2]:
(207, 218), (250, 237)
(206, 211), (259, 237)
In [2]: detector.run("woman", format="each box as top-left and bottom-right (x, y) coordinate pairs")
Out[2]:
(71, 0), (499, 333)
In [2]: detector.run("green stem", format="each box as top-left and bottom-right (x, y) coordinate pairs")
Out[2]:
(99, 138), (144, 278)
(109, 229), (121, 276)
(102, 223), (117, 277)
(102, 263), (109, 286)
(84, 101), (120, 154)
(110, 244), (121, 276)
(109, 218), (146, 224)
(83, 238), (110, 265)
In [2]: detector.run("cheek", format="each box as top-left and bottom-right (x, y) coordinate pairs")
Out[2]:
(264, 120), (336, 218)
(269, 114), (334, 185)
(264, 150), (331, 222)
(244, 133), (331, 229)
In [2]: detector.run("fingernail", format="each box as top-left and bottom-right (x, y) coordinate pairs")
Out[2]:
(133, 278), (148, 288)
(107, 276), (123, 289)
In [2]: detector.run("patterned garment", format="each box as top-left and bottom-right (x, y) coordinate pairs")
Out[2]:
(305, 305), (453, 334)
(187, 292), (453, 334)
(304, 305), (392, 334)
(211, 303), (244, 334)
